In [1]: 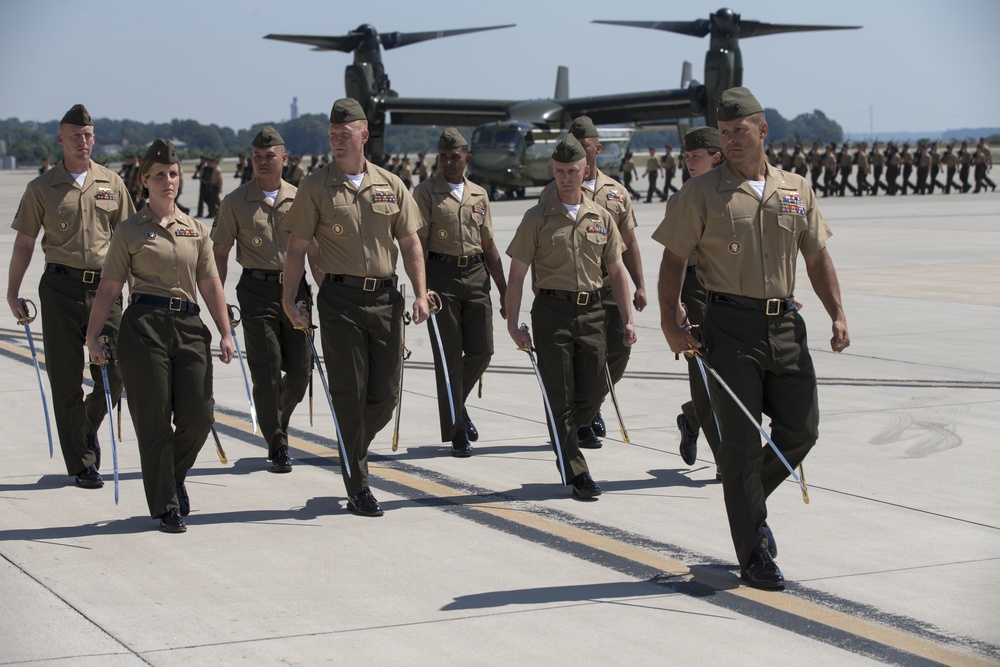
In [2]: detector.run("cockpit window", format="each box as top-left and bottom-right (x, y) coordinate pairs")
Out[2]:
(471, 127), (524, 151)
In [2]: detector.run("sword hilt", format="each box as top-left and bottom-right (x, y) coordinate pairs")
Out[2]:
(516, 322), (534, 352)
(227, 303), (241, 328)
(16, 298), (37, 326)
(99, 335), (115, 363)
(427, 290), (443, 315)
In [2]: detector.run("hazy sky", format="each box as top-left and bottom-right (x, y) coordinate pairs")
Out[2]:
(2, 0), (998, 135)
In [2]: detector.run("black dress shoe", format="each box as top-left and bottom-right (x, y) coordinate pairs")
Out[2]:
(740, 547), (784, 590)
(762, 521), (777, 559)
(577, 426), (602, 449)
(676, 413), (698, 465)
(571, 472), (602, 499)
(270, 445), (293, 473)
(75, 465), (104, 489)
(85, 433), (101, 470)
(451, 431), (472, 458)
(158, 508), (187, 534)
(591, 411), (607, 437)
(347, 488), (384, 517)
(177, 481), (190, 517)
(462, 408), (479, 442)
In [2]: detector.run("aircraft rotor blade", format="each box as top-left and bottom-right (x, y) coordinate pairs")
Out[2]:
(381, 24), (516, 50)
(263, 33), (362, 52)
(737, 20), (861, 38)
(592, 19), (710, 38)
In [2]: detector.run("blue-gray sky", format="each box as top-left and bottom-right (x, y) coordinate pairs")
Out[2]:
(2, 0), (998, 135)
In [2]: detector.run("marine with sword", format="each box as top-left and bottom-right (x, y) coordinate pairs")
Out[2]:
(7, 104), (134, 489)
(212, 125), (323, 473)
(506, 135), (637, 500)
(282, 98), (428, 518)
(656, 87), (850, 590)
(414, 128), (507, 457)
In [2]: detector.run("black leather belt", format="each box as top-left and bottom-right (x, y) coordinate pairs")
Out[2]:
(709, 292), (796, 316)
(242, 268), (283, 283)
(324, 274), (397, 291)
(427, 251), (484, 268)
(539, 288), (602, 306)
(45, 263), (100, 284)
(129, 293), (201, 314)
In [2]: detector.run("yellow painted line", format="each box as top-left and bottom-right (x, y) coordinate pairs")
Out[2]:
(218, 414), (993, 667)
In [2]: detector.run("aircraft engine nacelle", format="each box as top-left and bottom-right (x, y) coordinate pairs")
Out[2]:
(507, 100), (567, 130)
(703, 48), (740, 128)
(345, 63), (388, 164)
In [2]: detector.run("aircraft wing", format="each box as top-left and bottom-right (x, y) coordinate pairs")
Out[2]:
(560, 87), (702, 125)
(378, 97), (518, 126)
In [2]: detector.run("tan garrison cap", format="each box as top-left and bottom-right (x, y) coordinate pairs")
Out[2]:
(438, 127), (468, 150)
(330, 98), (366, 124)
(252, 125), (284, 148)
(60, 104), (92, 126)
(144, 139), (180, 165)
(569, 116), (599, 139)
(716, 87), (763, 122)
(684, 126), (721, 152)
(552, 134), (586, 163)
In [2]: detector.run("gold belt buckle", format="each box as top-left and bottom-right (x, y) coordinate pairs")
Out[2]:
(765, 298), (782, 316)
(168, 297), (182, 311)
(362, 277), (377, 292)
(576, 291), (590, 306)
(278, 271), (284, 284)
(82, 270), (96, 284)
(457, 255), (469, 268)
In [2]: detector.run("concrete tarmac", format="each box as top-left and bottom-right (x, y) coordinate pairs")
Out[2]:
(0, 166), (997, 666)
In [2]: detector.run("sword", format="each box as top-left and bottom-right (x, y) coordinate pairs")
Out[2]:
(684, 349), (809, 502)
(210, 424), (228, 464)
(426, 291), (457, 430)
(799, 464), (810, 504)
(518, 323), (567, 485)
(478, 375), (483, 399)
(302, 286), (314, 427)
(391, 285), (411, 452)
(227, 304), (258, 435)
(297, 323), (351, 478)
(604, 364), (630, 444)
(91, 336), (120, 504)
(16, 299), (53, 458)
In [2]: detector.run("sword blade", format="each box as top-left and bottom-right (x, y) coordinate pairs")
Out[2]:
(231, 326), (259, 435)
(99, 365), (120, 505)
(210, 424), (228, 464)
(428, 312), (457, 428)
(22, 324), (54, 458)
(693, 352), (806, 496)
(604, 365), (630, 443)
(525, 349), (567, 485)
(305, 333), (351, 478)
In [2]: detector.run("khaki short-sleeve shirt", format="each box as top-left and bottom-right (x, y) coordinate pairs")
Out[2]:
(654, 161), (828, 299)
(540, 169), (637, 237)
(506, 190), (623, 292)
(103, 208), (217, 302)
(414, 173), (493, 255)
(12, 161), (135, 269)
(282, 161), (423, 277)
(212, 179), (297, 270)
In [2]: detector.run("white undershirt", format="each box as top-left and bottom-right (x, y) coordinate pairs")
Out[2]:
(562, 202), (580, 220)
(262, 189), (278, 206)
(70, 171), (87, 189)
(345, 172), (365, 190)
(748, 179), (766, 198)
(448, 181), (464, 200)
(583, 179), (596, 191)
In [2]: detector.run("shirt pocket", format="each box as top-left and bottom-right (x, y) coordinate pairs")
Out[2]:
(776, 213), (805, 258)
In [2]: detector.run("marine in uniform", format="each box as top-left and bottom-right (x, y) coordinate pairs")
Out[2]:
(506, 135), (637, 499)
(213, 126), (320, 473)
(821, 145), (838, 197)
(958, 142), (973, 193)
(204, 156), (223, 217)
(854, 143), (869, 196)
(643, 147), (665, 203)
(870, 143), (886, 195)
(973, 138), (995, 193)
(86, 139), (235, 533)
(942, 145), (959, 193)
(654, 126), (725, 471)
(415, 128), (507, 456)
(915, 144), (930, 194)
(900, 144), (915, 194)
(837, 143), (855, 196)
(663, 145), (678, 196)
(620, 151), (640, 198)
(282, 98), (429, 517)
(657, 88), (850, 590)
(7, 104), (134, 489)
(540, 116), (646, 445)
(886, 144), (902, 195)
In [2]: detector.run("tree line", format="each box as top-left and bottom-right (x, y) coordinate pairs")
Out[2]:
(4, 108), (992, 166)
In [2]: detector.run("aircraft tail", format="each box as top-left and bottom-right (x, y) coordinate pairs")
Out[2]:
(554, 66), (569, 100)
